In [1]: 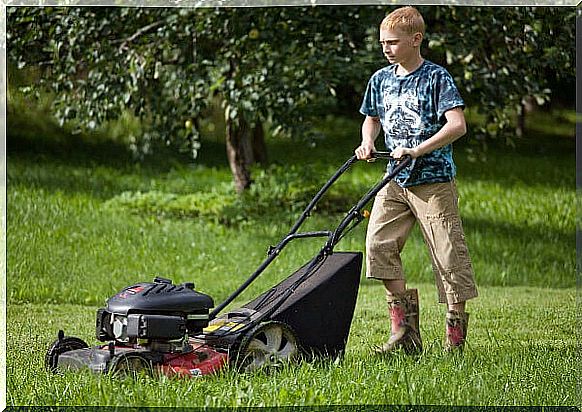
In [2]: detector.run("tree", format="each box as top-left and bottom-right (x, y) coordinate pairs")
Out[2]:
(7, 6), (375, 192)
(8, 6), (576, 190)
(419, 6), (575, 146)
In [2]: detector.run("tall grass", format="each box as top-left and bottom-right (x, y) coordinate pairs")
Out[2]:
(6, 107), (577, 407)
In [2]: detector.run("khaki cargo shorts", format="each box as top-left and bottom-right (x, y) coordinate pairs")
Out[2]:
(366, 179), (478, 305)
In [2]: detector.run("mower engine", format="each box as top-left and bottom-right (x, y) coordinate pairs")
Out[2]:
(96, 276), (213, 351)
(47, 277), (229, 377)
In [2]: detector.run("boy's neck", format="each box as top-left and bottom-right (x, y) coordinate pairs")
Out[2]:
(396, 54), (424, 76)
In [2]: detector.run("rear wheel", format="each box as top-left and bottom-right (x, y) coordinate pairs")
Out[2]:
(236, 321), (299, 373)
(45, 330), (89, 373)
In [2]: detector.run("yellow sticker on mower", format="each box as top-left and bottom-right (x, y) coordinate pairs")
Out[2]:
(203, 320), (246, 333)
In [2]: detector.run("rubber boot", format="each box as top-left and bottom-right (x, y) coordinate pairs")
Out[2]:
(375, 288), (422, 355)
(444, 310), (470, 352)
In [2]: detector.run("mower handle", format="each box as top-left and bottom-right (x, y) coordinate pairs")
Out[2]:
(365, 151), (402, 161)
(349, 151), (405, 163)
(209, 152), (410, 320)
(286, 151), (404, 234)
(324, 154), (412, 251)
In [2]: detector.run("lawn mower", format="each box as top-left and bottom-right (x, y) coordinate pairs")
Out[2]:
(45, 152), (411, 377)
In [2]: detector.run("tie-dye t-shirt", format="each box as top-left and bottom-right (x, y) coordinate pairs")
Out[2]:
(360, 60), (465, 187)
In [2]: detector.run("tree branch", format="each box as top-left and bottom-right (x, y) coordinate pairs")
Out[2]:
(114, 20), (165, 51)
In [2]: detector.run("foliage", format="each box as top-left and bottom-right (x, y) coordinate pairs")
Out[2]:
(6, 7), (373, 157)
(106, 189), (237, 222)
(8, 8), (207, 158)
(7, 6), (576, 184)
(422, 6), (575, 145)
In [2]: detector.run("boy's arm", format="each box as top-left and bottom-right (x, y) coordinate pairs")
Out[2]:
(391, 107), (467, 159)
(355, 116), (382, 160)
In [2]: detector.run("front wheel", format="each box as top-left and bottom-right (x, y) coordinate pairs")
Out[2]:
(45, 330), (89, 373)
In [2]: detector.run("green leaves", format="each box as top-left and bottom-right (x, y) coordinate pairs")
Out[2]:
(421, 6), (574, 144)
(8, 7), (383, 154)
(7, 6), (575, 162)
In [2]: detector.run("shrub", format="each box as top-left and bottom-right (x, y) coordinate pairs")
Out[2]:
(105, 164), (356, 226)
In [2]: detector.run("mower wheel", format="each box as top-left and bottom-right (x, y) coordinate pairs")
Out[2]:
(236, 321), (299, 373)
(108, 352), (155, 377)
(45, 331), (89, 373)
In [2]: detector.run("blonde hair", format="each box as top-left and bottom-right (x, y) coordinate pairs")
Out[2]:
(380, 6), (425, 35)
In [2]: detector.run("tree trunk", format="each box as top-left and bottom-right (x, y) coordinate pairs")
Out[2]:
(516, 102), (525, 138)
(226, 116), (252, 194)
(241, 120), (255, 168)
(252, 120), (268, 165)
(516, 96), (536, 138)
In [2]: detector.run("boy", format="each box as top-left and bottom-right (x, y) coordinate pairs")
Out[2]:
(355, 6), (478, 354)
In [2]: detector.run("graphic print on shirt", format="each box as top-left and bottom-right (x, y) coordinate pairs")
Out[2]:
(382, 88), (422, 146)
(359, 61), (465, 186)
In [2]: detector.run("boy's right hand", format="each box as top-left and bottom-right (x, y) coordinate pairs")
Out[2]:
(355, 142), (376, 160)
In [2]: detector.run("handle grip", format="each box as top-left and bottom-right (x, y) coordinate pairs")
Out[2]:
(365, 151), (412, 163)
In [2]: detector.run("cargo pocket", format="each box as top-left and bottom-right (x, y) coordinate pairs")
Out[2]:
(366, 240), (404, 280)
(425, 215), (469, 271)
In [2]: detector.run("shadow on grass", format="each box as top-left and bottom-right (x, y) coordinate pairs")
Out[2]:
(357, 211), (574, 289)
(464, 216), (573, 286)
(7, 117), (231, 199)
(9, 109), (575, 192)
(455, 144), (575, 190)
(8, 128), (180, 172)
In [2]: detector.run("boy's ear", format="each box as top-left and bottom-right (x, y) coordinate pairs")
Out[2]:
(412, 32), (423, 46)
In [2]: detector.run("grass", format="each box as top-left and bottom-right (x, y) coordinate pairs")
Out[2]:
(6, 287), (578, 406)
(5, 105), (578, 407)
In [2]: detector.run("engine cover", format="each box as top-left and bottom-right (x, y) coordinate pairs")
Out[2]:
(106, 279), (214, 315)
(96, 278), (214, 343)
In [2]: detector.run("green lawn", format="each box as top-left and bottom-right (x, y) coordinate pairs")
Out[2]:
(5, 111), (578, 407)
(7, 285), (578, 406)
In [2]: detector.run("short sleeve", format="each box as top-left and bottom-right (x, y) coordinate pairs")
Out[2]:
(359, 76), (379, 117)
(434, 70), (465, 120)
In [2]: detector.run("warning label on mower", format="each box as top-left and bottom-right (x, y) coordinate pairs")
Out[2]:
(203, 320), (245, 333)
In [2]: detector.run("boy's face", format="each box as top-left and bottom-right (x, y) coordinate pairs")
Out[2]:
(379, 28), (423, 65)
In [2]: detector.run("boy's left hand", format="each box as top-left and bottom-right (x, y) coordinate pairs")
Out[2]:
(391, 147), (419, 159)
